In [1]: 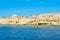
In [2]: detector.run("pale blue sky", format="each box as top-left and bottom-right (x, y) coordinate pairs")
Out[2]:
(0, 0), (60, 16)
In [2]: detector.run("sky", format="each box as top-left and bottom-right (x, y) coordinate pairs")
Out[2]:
(0, 0), (60, 16)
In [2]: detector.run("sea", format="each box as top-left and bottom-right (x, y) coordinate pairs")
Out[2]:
(0, 25), (60, 40)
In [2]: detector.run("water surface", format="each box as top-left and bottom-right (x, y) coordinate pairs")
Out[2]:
(0, 25), (60, 40)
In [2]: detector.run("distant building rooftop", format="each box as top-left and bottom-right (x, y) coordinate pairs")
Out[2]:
(12, 14), (17, 17)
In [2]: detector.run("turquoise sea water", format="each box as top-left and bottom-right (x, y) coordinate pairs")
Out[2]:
(0, 25), (60, 40)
